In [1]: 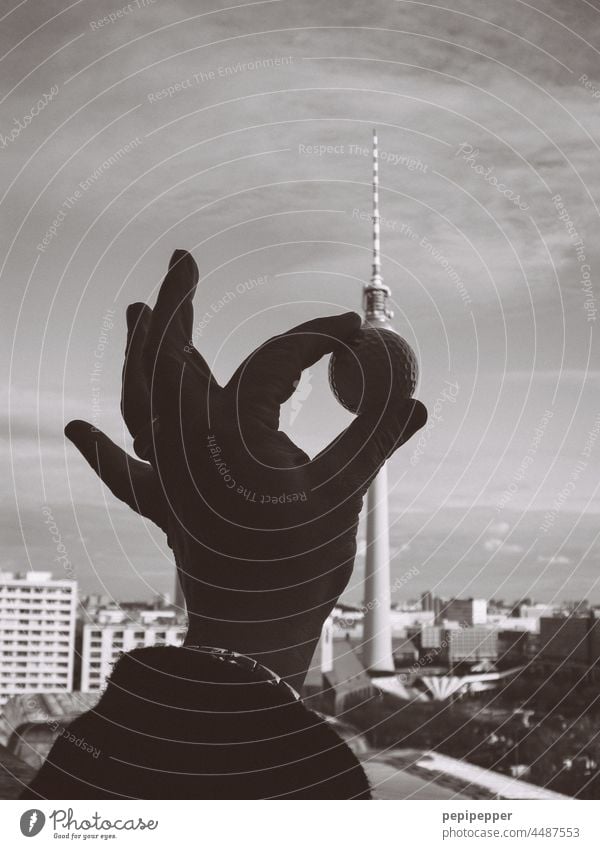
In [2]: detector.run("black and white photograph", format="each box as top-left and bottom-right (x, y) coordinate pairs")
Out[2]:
(0, 0), (599, 834)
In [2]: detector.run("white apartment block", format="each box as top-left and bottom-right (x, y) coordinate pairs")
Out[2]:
(0, 571), (77, 706)
(81, 613), (186, 692)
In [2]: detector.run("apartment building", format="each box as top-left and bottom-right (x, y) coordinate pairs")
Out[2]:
(0, 571), (77, 706)
(80, 607), (187, 692)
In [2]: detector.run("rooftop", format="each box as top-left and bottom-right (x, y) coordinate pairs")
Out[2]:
(0, 744), (35, 799)
(361, 749), (570, 801)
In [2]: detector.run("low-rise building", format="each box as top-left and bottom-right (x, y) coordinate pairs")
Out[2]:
(80, 606), (187, 692)
(443, 627), (498, 664)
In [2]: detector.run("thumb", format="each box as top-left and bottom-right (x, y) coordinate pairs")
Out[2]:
(310, 399), (427, 496)
(65, 420), (169, 532)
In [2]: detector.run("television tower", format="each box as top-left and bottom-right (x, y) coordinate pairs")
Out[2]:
(362, 129), (395, 673)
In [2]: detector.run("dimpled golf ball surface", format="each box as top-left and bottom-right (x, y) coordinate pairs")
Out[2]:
(329, 326), (418, 414)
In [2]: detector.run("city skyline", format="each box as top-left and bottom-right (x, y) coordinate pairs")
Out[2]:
(3, 566), (597, 707)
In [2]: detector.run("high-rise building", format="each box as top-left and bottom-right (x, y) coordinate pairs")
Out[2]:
(0, 571), (77, 706)
(421, 590), (434, 612)
(433, 596), (446, 623)
(438, 598), (487, 626)
(80, 606), (187, 692)
(538, 614), (600, 669)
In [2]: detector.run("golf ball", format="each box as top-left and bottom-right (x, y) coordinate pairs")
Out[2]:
(329, 326), (418, 414)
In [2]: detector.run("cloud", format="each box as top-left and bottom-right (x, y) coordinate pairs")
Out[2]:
(488, 520), (510, 536)
(537, 554), (571, 566)
(483, 537), (524, 554)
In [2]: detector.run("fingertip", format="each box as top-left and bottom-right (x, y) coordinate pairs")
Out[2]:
(64, 419), (92, 442)
(169, 249), (199, 282)
(362, 398), (427, 435)
(169, 248), (188, 266)
(305, 311), (361, 347)
(126, 302), (150, 333)
(409, 398), (428, 429)
(395, 398), (427, 440)
(334, 311), (362, 339)
(126, 302), (148, 320)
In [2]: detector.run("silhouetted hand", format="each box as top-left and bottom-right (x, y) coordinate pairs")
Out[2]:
(66, 250), (427, 689)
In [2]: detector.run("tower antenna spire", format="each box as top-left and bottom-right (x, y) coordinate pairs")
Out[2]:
(372, 127), (382, 288)
(364, 128), (393, 326)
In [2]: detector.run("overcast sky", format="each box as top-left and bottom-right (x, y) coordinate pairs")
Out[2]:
(1, 0), (599, 606)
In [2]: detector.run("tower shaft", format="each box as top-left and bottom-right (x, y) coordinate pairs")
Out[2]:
(363, 465), (395, 671)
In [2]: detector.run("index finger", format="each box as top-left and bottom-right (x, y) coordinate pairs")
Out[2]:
(226, 312), (361, 429)
(144, 249), (201, 380)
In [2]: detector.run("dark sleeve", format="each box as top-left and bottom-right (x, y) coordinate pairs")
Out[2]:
(281, 709), (373, 799)
(20, 714), (119, 800)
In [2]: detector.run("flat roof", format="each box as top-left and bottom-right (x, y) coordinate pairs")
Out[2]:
(361, 749), (569, 800)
